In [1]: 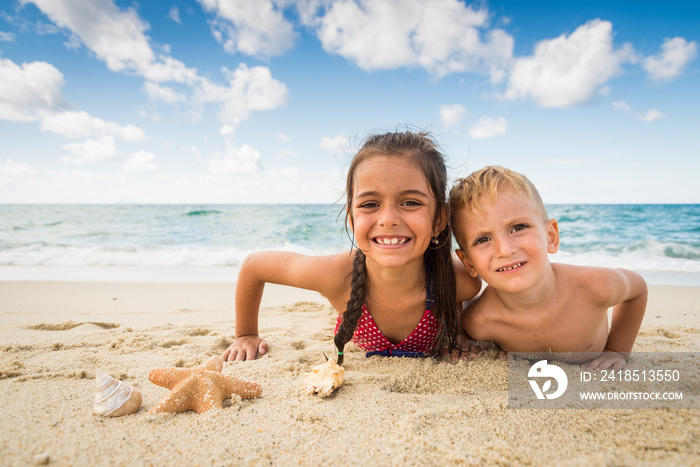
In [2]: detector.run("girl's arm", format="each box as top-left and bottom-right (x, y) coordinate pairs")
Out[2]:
(223, 250), (352, 362)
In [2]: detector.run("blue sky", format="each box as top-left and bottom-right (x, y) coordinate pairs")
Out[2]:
(0, 0), (698, 204)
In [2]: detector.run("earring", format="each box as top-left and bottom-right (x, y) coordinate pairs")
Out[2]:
(431, 236), (439, 244)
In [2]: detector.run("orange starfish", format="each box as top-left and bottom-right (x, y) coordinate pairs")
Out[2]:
(148, 356), (262, 414)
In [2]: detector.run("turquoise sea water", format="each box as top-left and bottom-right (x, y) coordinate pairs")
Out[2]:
(0, 204), (698, 285)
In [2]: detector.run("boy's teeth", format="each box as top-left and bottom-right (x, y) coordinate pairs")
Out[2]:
(499, 262), (523, 271)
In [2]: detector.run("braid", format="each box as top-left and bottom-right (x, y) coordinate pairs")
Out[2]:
(334, 250), (367, 365)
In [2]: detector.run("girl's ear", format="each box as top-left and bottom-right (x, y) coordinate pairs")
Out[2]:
(456, 249), (478, 278)
(433, 204), (449, 237)
(546, 218), (560, 254)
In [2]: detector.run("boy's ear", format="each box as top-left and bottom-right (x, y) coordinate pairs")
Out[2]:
(456, 249), (479, 278)
(546, 219), (560, 254)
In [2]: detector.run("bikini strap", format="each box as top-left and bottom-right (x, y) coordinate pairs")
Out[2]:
(425, 280), (435, 310)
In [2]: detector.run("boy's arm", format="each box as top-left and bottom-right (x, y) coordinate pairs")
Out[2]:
(584, 268), (648, 370)
(223, 251), (351, 362)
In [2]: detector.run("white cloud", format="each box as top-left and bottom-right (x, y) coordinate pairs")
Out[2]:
(195, 63), (288, 128)
(61, 135), (119, 165)
(468, 116), (507, 140)
(23, 0), (198, 84)
(304, 0), (513, 79)
(168, 6), (181, 24)
(505, 19), (636, 108)
(612, 101), (665, 122)
(197, 0), (297, 57)
(0, 31), (16, 42)
(638, 108), (665, 122)
(23, 0), (154, 74)
(276, 150), (296, 160)
(22, 0), (287, 141)
(440, 104), (466, 130)
(142, 81), (186, 103)
(0, 158), (36, 177)
(277, 132), (290, 142)
(0, 58), (66, 122)
(206, 141), (261, 176)
(123, 150), (159, 173)
(39, 110), (146, 141)
(643, 37), (698, 82)
(320, 134), (347, 151)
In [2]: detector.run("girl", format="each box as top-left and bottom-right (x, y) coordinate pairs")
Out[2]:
(222, 131), (481, 363)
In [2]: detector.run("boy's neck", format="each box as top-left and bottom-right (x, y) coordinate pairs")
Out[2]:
(493, 264), (558, 312)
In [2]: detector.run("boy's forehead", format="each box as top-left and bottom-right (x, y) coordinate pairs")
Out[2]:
(456, 190), (540, 225)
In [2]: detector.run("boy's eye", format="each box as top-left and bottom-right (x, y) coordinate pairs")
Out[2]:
(512, 224), (528, 233)
(473, 236), (489, 246)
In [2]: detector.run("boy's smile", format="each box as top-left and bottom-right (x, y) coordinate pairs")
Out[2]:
(455, 189), (558, 293)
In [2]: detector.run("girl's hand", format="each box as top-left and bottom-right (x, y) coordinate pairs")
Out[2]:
(450, 334), (485, 361)
(222, 335), (269, 362)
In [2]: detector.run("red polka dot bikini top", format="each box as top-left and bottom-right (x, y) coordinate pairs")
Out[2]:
(333, 290), (439, 357)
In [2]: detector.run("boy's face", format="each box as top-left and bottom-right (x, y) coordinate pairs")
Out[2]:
(454, 189), (559, 293)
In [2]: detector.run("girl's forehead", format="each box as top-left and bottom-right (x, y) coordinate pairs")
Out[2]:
(355, 155), (423, 181)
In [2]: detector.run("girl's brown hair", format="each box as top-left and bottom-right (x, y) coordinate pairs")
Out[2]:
(334, 130), (457, 364)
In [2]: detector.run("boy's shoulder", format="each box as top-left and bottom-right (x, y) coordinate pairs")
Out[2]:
(552, 263), (630, 304)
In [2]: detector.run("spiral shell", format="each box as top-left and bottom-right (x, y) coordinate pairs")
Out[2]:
(299, 358), (344, 398)
(93, 370), (142, 417)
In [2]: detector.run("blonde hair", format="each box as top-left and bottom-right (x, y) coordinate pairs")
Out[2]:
(449, 166), (548, 237)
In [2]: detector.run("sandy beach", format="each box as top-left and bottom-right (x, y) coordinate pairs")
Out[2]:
(1, 281), (698, 466)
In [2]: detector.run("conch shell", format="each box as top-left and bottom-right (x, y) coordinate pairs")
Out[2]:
(93, 370), (142, 417)
(299, 358), (344, 398)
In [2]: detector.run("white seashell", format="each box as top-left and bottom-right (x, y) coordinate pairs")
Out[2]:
(93, 370), (142, 417)
(299, 358), (344, 398)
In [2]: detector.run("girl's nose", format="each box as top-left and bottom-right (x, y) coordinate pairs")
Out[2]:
(378, 205), (400, 227)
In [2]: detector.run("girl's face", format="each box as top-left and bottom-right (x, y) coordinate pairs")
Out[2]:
(350, 155), (443, 271)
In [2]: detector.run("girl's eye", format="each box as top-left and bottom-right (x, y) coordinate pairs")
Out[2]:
(358, 201), (379, 209)
(402, 200), (422, 207)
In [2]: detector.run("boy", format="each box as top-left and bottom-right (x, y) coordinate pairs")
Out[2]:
(449, 166), (647, 370)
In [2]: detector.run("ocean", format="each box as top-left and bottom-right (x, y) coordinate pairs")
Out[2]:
(1, 204), (698, 285)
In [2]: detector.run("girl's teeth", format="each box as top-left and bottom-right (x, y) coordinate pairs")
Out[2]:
(377, 238), (407, 245)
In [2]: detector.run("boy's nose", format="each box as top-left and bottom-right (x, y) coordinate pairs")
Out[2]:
(494, 236), (517, 257)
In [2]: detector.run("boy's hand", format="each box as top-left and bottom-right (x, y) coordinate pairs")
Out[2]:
(582, 349), (627, 371)
(222, 335), (268, 362)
